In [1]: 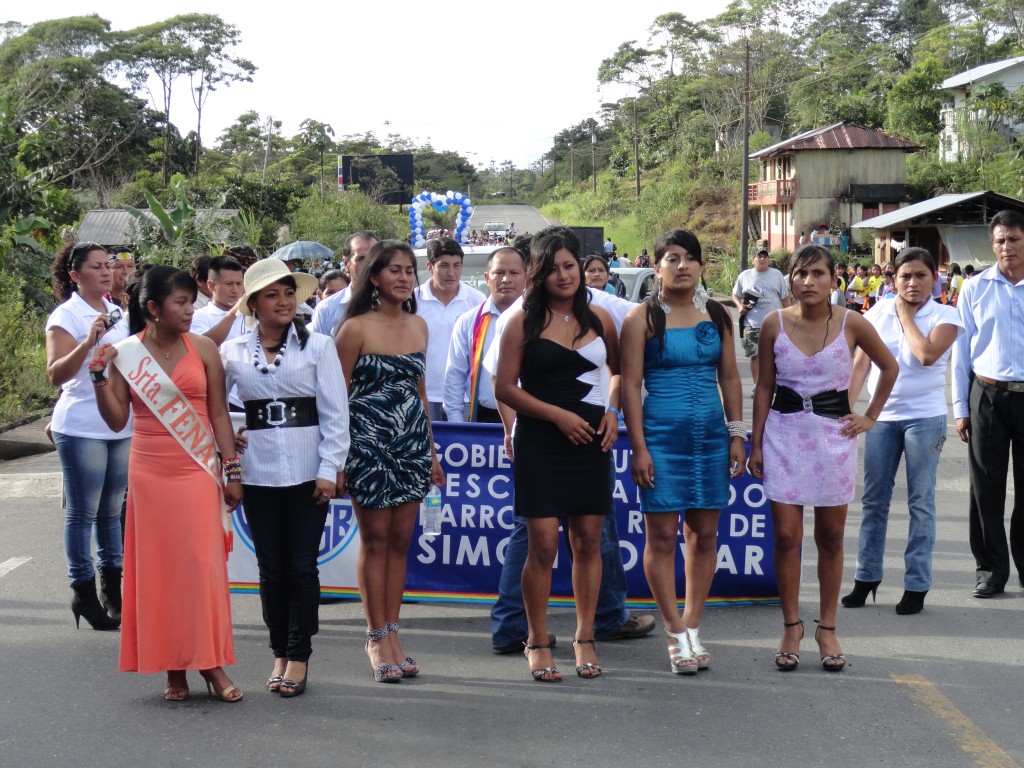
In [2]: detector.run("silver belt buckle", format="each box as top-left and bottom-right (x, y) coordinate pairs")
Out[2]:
(1009, 382), (1024, 393)
(265, 400), (287, 427)
(802, 396), (813, 414)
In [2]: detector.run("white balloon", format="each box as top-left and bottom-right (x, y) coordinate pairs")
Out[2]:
(454, 192), (463, 201)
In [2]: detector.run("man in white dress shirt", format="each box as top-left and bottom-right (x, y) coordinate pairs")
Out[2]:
(190, 255), (248, 409)
(309, 231), (378, 337)
(416, 237), (486, 422)
(443, 247), (527, 423)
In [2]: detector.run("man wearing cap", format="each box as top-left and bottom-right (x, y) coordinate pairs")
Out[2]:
(732, 249), (790, 389)
(415, 238), (486, 422)
(310, 231), (378, 338)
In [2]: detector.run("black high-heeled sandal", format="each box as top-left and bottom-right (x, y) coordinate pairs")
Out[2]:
(814, 621), (847, 672)
(279, 662), (308, 699)
(775, 619), (804, 671)
(572, 638), (602, 679)
(524, 642), (561, 682)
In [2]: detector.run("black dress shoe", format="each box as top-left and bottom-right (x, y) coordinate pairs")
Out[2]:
(973, 581), (1005, 598)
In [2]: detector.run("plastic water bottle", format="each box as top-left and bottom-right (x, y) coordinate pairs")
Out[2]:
(421, 486), (443, 537)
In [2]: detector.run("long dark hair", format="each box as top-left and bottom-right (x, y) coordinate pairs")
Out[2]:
(342, 240), (418, 326)
(127, 265), (197, 334)
(52, 241), (107, 301)
(643, 229), (729, 348)
(522, 232), (603, 344)
(247, 275), (309, 350)
(894, 247), (936, 276)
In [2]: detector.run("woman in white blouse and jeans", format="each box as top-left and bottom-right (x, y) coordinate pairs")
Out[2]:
(222, 259), (350, 698)
(844, 248), (963, 615)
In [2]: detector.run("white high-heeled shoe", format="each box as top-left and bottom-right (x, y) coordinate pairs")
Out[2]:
(685, 626), (711, 670)
(665, 629), (698, 675)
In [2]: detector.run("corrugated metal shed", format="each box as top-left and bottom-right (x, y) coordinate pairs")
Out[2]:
(76, 208), (239, 250)
(942, 56), (1024, 90)
(750, 122), (922, 159)
(852, 191), (1024, 230)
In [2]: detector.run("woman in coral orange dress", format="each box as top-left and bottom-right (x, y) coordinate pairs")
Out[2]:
(92, 265), (243, 702)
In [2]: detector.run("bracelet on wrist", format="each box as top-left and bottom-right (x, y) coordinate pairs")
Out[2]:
(226, 472), (242, 484)
(606, 406), (621, 418)
(89, 369), (108, 385)
(222, 457), (242, 474)
(727, 420), (749, 440)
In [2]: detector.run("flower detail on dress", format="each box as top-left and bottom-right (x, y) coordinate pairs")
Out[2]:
(695, 321), (719, 346)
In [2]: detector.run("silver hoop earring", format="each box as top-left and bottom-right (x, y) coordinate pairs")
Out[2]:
(371, 286), (380, 310)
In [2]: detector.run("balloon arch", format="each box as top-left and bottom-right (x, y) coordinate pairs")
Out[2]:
(408, 190), (473, 248)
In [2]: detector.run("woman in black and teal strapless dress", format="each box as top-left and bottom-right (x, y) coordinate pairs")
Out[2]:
(495, 231), (622, 683)
(336, 240), (445, 684)
(620, 229), (746, 676)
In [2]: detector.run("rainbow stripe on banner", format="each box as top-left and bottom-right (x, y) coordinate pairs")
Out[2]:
(227, 423), (780, 607)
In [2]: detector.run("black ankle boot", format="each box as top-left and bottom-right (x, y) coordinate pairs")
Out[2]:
(71, 578), (120, 630)
(99, 567), (123, 621)
(895, 590), (927, 615)
(840, 579), (881, 608)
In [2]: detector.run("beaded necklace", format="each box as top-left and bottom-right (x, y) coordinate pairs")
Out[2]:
(254, 331), (287, 374)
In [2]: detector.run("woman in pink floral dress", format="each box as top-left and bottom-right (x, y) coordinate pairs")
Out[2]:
(749, 245), (897, 673)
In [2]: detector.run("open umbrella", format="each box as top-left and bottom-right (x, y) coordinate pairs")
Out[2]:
(271, 241), (334, 263)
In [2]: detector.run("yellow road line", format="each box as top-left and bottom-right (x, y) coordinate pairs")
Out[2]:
(892, 673), (1019, 768)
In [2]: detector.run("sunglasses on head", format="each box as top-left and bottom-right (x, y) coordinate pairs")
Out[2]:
(68, 242), (105, 264)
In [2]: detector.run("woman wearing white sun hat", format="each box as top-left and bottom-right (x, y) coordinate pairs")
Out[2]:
(221, 258), (351, 699)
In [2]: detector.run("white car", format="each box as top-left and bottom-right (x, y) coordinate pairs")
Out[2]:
(482, 221), (508, 239)
(610, 267), (656, 303)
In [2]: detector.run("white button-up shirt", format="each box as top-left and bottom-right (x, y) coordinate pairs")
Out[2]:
(444, 298), (501, 421)
(416, 280), (486, 403)
(952, 265), (1024, 418)
(191, 302), (251, 408)
(221, 324), (350, 486)
(310, 285), (353, 338)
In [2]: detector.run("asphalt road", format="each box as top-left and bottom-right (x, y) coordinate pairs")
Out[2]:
(1, 310), (1022, 768)
(467, 204), (557, 237)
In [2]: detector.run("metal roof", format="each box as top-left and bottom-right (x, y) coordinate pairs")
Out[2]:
(942, 56), (1024, 90)
(851, 191), (1024, 229)
(76, 208), (239, 249)
(750, 122), (922, 158)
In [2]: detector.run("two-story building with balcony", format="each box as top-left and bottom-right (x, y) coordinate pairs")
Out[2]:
(939, 55), (1024, 161)
(748, 122), (922, 252)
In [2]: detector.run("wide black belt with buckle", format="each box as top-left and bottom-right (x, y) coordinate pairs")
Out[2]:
(771, 384), (851, 419)
(975, 374), (1024, 393)
(244, 397), (319, 430)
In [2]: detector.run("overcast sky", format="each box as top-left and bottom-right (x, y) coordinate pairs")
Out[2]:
(12, 1), (731, 169)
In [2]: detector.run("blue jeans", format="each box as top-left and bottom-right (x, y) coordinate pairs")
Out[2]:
(54, 433), (130, 585)
(490, 513), (628, 648)
(854, 416), (946, 591)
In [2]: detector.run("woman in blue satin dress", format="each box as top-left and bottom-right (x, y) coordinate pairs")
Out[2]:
(620, 229), (746, 675)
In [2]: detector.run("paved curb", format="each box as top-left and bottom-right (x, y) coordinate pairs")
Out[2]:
(0, 413), (55, 461)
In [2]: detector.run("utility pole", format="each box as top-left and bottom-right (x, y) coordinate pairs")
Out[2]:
(633, 98), (641, 198)
(260, 115), (274, 208)
(739, 37), (752, 272)
(591, 124), (597, 194)
(569, 137), (574, 187)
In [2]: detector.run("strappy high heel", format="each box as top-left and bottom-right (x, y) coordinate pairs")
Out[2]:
(386, 621), (419, 678)
(775, 619), (804, 671)
(524, 642), (562, 682)
(572, 638), (602, 679)
(814, 621), (846, 672)
(366, 626), (401, 683)
(164, 670), (189, 701)
(666, 629), (698, 675)
(685, 626), (711, 670)
(199, 669), (243, 703)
